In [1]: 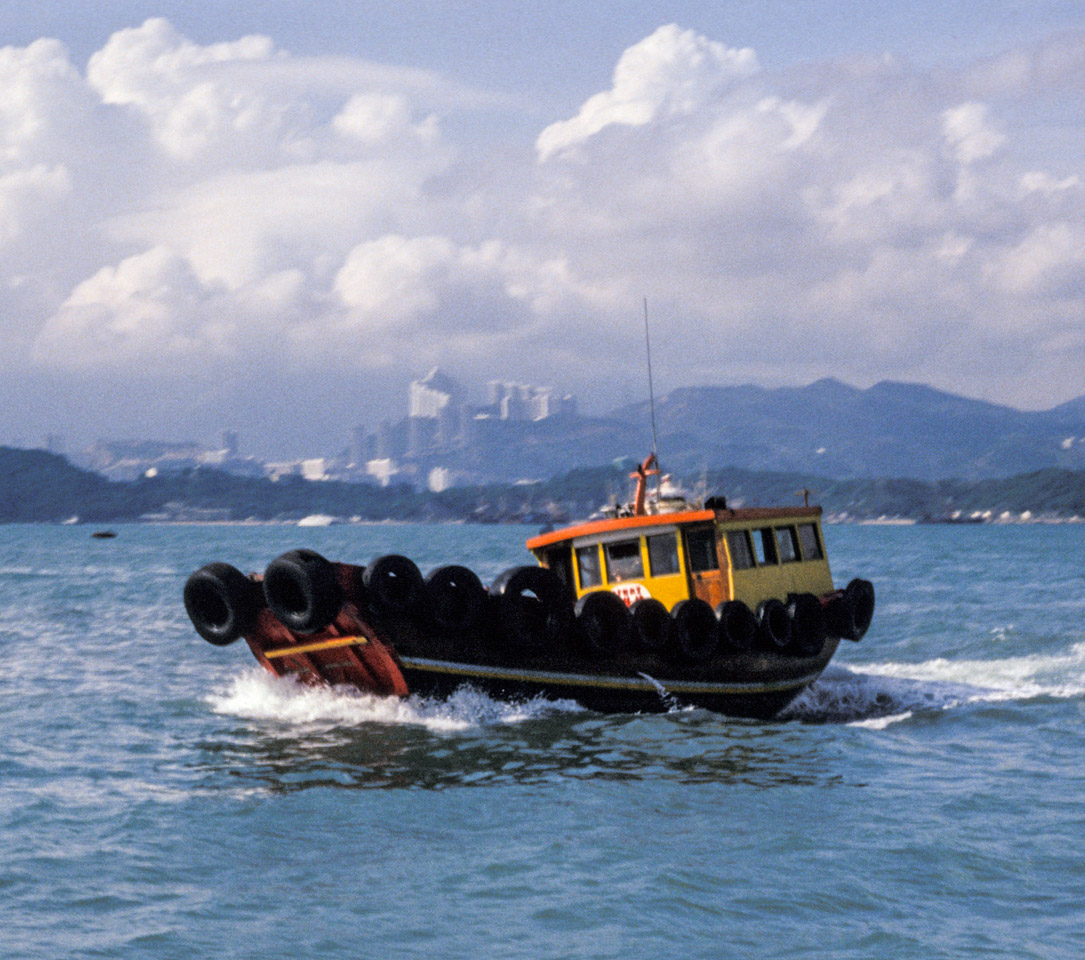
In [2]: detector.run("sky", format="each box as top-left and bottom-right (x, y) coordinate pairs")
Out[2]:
(2, 1), (1084, 457)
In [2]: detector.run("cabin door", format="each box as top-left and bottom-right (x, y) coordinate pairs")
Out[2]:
(683, 525), (727, 610)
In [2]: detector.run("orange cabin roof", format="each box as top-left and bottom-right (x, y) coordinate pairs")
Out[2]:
(525, 505), (822, 551)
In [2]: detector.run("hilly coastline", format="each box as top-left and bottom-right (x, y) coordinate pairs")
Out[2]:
(596, 379), (1085, 482)
(2, 446), (1083, 525)
(6, 378), (1085, 523)
(328, 378), (1085, 487)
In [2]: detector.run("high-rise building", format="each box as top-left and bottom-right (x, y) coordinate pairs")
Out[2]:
(409, 367), (466, 419)
(408, 368), (467, 454)
(486, 380), (577, 421)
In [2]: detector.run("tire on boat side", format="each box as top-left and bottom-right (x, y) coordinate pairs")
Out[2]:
(184, 562), (262, 646)
(756, 598), (792, 650)
(669, 598), (719, 663)
(630, 597), (672, 654)
(424, 564), (485, 630)
(491, 565), (568, 653)
(263, 549), (343, 634)
(844, 578), (875, 641)
(786, 592), (827, 656)
(575, 590), (633, 657)
(716, 599), (757, 654)
(823, 593), (855, 640)
(364, 554), (424, 617)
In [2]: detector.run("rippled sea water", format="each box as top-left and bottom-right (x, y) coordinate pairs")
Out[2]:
(2, 522), (1083, 959)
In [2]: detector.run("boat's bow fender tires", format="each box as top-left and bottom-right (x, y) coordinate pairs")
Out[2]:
(491, 565), (568, 651)
(757, 598), (792, 649)
(844, 578), (875, 641)
(263, 549), (343, 634)
(425, 565), (485, 630)
(824, 594), (854, 640)
(630, 597), (672, 654)
(787, 592), (827, 656)
(669, 598), (719, 662)
(575, 590), (633, 657)
(184, 562), (262, 646)
(716, 600), (757, 654)
(364, 554), (424, 616)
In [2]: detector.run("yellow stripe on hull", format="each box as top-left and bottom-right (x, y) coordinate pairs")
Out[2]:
(264, 636), (368, 659)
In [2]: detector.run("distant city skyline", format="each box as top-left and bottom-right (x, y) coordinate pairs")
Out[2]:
(1, 3), (1084, 457)
(26, 364), (584, 482)
(14, 371), (1085, 472)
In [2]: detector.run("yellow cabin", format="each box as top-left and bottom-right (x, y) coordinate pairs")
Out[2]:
(526, 505), (834, 614)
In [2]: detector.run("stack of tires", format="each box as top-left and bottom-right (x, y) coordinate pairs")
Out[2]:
(184, 551), (873, 668)
(543, 578), (873, 664)
(571, 591), (827, 665)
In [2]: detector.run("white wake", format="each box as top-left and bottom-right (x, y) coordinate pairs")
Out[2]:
(207, 668), (582, 733)
(784, 642), (1085, 726)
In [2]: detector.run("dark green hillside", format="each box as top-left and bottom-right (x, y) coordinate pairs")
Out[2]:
(0, 448), (129, 521)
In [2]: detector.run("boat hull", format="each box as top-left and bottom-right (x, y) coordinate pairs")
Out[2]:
(399, 655), (829, 717)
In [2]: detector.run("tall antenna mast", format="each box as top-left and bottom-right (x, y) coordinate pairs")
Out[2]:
(643, 297), (660, 464)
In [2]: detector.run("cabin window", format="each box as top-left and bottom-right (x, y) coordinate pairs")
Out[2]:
(647, 533), (680, 576)
(726, 530), (755, 570)
(775, 526), (800, 563)
(576, 545), (602, 588)
(797, 523), (823, 560)
(605, 539), (644, 582)
(685, 527), (719, 573)
(754, 528), (778, 565)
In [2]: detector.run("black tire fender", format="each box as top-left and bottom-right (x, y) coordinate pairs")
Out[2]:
(575, 590), (633, 657)
(757, 598), (792, 649)
(363, 554), (424, 616)
(669, 598), (719, 662)
(184, 562), (262, 646)
(425, 564), (485, 630)
(824, 593), (855, 640)
(491, 565), (568, 651)
(787, 592), (827, 656)
(263, 549), (343, 634)
(716, 599), (756, 654)
(844, 578), (875, 641)
(630, 597), (672, 654)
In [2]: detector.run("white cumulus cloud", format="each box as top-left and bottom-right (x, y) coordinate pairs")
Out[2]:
(0, 18), (1081, 452)
(536, 24), (757, 161)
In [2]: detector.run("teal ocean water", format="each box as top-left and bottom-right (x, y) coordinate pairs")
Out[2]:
(2, 522), (1084, 959)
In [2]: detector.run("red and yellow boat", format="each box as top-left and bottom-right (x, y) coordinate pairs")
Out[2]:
(183, 455), (874, 718)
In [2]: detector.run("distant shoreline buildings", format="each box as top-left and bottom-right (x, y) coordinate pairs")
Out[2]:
(50, 368), (579, 490)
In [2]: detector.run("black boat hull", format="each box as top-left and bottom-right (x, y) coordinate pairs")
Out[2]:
(398, 638), (839, 718)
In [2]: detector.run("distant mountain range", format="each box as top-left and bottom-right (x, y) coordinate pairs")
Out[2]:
(534, 379), (1085, 482)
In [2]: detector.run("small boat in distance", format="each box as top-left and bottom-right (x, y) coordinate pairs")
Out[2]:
(183, 454), (875, 718)
(297, 514), (339, 527)
(92, 530), (117, 539)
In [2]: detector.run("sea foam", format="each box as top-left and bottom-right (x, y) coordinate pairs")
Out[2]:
(207, 667), (582, 733)
(784, 642), (1085, 725)
(208, 642), (1085, 732)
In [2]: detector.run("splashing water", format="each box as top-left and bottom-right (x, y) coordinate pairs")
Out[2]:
(208, 667), (583, 734)
(209, 640), (1085, 733)
(784, 642), (1085, 726)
